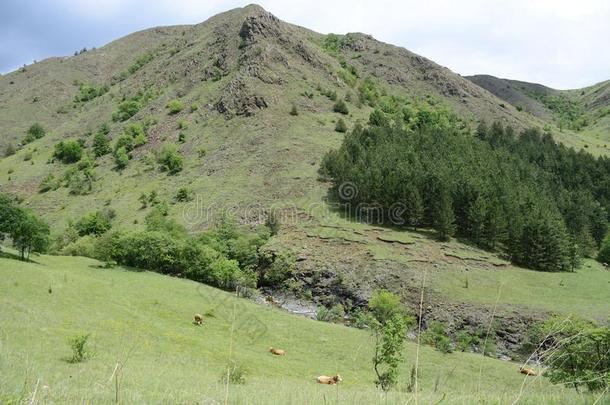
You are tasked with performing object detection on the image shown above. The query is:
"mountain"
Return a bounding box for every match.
[0,4,589,225]
[467,74,610,153]
[1,4,610,362]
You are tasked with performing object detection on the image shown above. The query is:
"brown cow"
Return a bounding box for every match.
[269,347,286,356]
[316,375,342,385]
[519,366,537,376]
[193,314,203,326]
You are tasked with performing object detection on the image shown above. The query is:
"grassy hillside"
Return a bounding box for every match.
[0,4,588,231]
[0,252,603,404]
[467,75,610,155]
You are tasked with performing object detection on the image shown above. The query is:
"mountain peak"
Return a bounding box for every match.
[239,5,281,40]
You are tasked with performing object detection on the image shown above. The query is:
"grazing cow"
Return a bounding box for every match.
[193,313,203,326]
[316,375,342,385]
[519,366,537,376]
[269,347,286,356]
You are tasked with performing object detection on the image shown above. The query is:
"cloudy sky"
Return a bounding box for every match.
[1,0,609,89]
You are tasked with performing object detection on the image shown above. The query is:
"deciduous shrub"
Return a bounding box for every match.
[92,126,111,157]
[157,144,183,174]
[112,100,141,122]
[23,123,45,144]
[167,99,184,114]
[335,118,347,133]
[53,140,83,163]
[75,211,112,236]
[421,322,453,353]
[67,334,91,363]
[175,187,193,202]
[333,99,349,115]
[114,146,129,169]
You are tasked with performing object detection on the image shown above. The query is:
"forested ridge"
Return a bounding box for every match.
[321,102,610,272]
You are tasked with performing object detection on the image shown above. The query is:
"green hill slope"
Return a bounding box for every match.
[0,4,588,229]
[0,253,597,404]
[467,75,610,154]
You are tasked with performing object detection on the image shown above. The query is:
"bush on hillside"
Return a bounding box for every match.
[333,99,349,115]
[39,174,59,193]
[92,129,111,157]
[264,211,281,236]
[289,104,298,116]
[53,140,83,163]
[75,211,113,236]
[114,146,129,169]
[166,99,184,115]
[112,100,141,122]
[74,83,108,103]
[175,187,193,202]
[4,142,16,157]
[335,118,347,133]
[421,322,453,353]
[157,144,183,174]
[259,250,295,286]
[23,123,46,144]
[61,235,97,257]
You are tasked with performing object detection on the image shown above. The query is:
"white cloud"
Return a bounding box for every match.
[4,0,610,88]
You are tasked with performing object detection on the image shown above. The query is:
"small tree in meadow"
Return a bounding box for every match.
[67,333,91,363]
[369,290,414,391]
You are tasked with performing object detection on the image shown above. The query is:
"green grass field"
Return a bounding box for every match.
[0,251,606,404]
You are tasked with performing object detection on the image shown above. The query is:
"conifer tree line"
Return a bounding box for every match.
[320,104,610,272]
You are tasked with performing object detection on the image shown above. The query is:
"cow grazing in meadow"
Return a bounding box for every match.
[193,314,203,326]
[269,347,286,356]
[519,366,537,376]
[316,375,342,385]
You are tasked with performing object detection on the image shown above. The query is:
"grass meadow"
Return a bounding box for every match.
[1,252,607,404]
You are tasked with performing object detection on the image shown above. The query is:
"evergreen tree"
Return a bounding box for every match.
[467,195,487,245]
[432,184,455,241]
[92,132,111,157]
[405,185,424,230]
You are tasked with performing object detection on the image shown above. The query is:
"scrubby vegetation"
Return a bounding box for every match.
[529,92,589,131]
[74,83,108,103]
[157,144,183,174]
[166,99,184,115]
[67,334,91,363]
[523,315,610,393]
[112,88,158,122]
[321,102,610,272]
[23,123,46,144]
[57,211,291,293]
[53,139,83,163]
[92,123,111,156]
[335,118,347,133]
